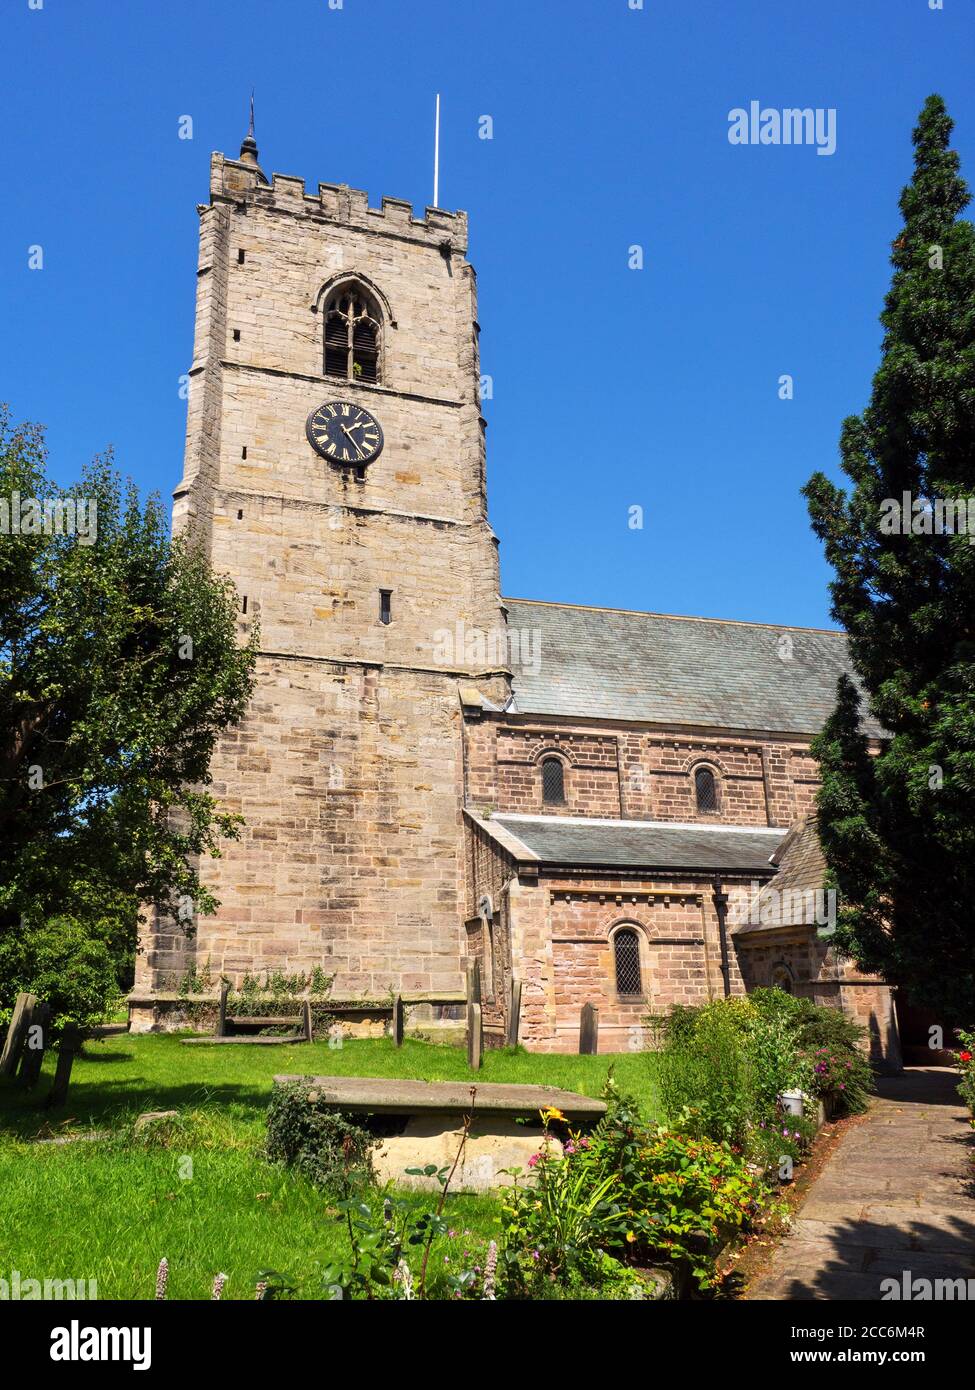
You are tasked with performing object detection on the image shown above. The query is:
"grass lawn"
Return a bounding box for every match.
[0,1034,660,1300]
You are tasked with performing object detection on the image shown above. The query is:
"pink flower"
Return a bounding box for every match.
[527,1154,539,1168]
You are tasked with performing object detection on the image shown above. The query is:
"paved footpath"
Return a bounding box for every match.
[747,1067,975,1299]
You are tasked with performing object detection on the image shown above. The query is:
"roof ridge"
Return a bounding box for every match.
[502,595,844,637]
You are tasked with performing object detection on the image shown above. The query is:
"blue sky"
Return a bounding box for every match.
[2,0,973,629]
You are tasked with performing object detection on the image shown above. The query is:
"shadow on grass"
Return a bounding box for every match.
[0,1075,281,1141]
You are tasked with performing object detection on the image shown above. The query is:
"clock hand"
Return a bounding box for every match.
[340,424,364,459]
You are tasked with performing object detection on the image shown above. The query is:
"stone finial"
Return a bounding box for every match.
[239,91,269,184]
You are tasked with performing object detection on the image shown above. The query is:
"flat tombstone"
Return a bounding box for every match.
[506,980,522,1047]
[392,994,404,1047]
[0,992,36,1078]
[579,1002,599,1056]
[467,1001,483,1071]
[17,999,51,1090]
[466,960,481,1007]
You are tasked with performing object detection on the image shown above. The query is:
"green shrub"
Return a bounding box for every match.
[265,1081,378,1193]
[649,991,873,1159]
[0,916,121,1033]
[655,1004,756,1147]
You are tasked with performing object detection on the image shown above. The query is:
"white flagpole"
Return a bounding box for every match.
[433,93,441,208]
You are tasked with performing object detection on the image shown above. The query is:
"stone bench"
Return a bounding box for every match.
[273,1075,606,1192]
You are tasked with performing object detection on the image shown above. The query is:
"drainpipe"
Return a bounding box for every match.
[711,879,732,998]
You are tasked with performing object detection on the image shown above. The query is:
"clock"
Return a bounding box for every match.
[306,401,384,467]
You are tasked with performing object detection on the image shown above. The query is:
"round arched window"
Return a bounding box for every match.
[694,766,718,813]
[614,928,642,997]
[541,756,566,806]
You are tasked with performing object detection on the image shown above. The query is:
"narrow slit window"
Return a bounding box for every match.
[237,248,246,264]
[614,928,642,997]
[694,766,718,813]
[241,447,247,459]
[241,595,248,614]
[541,756,565,806]
[379,589,392,625]
[232,328,241,342]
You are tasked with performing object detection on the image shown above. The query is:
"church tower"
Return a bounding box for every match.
[138,117,509,1004]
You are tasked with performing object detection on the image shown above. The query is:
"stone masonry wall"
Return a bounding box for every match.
[501,871,753,1054]
[465,717,816,828]
[141,153,510,1001]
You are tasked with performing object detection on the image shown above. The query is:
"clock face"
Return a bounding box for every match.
[306,401,384,467]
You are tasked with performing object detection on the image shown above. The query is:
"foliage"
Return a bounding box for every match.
[0,408,257,955]
[654,1001,758,1148]
[0,915,121,1033]
[954,1027,975,1122]
[649,991,873,1164]
[265,1081,378,1193]
[499,1085,765,1295]
[802,96,975,1021]
[796,1045,873,1115]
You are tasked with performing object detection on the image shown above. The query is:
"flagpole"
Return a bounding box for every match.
[433,93,441,208]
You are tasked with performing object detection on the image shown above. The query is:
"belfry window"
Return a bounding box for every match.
[323,287,381,383]
[541,756,565,806]
[694,766,718,813]
[614,928,642,997]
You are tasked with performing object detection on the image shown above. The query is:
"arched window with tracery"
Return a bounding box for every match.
[613,927,643,997]
[323,285,381,383]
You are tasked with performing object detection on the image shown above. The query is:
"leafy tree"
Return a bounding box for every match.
[0,408,257,974]
[804,96,975,1022]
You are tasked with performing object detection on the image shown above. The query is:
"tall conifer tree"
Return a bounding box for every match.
[804,96,975,1022]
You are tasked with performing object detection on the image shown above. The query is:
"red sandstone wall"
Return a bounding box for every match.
[465,717,816,828]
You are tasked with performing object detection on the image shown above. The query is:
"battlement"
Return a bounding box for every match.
[209,152,468,253]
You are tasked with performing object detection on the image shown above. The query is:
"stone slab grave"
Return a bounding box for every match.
[182,983,313,1045]
[273,1075,607,1193]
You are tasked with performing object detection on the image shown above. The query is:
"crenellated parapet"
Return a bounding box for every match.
[209,153,469,253]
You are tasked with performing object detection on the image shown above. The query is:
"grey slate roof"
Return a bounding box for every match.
[492,814,786,874]
[503,599,882,737]
[732,817,829,933]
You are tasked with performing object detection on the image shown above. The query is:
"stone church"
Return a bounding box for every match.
[133,122,901,1067]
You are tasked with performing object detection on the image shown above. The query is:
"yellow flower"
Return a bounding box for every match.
[539,1106,567,1124]
[625,1231,637,1244]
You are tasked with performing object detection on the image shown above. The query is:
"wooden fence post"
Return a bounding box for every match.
[0,992,35,1078]
[467,1001,483,1070]
[216,979,230,1038]
[47,1025,83,1108]
[506,980,522,1047]
[17,999,51,1089]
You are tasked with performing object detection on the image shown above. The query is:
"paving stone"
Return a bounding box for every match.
[747,1068,975,1302]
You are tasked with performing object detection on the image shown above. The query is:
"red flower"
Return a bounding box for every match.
[960,1051,973,1063]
